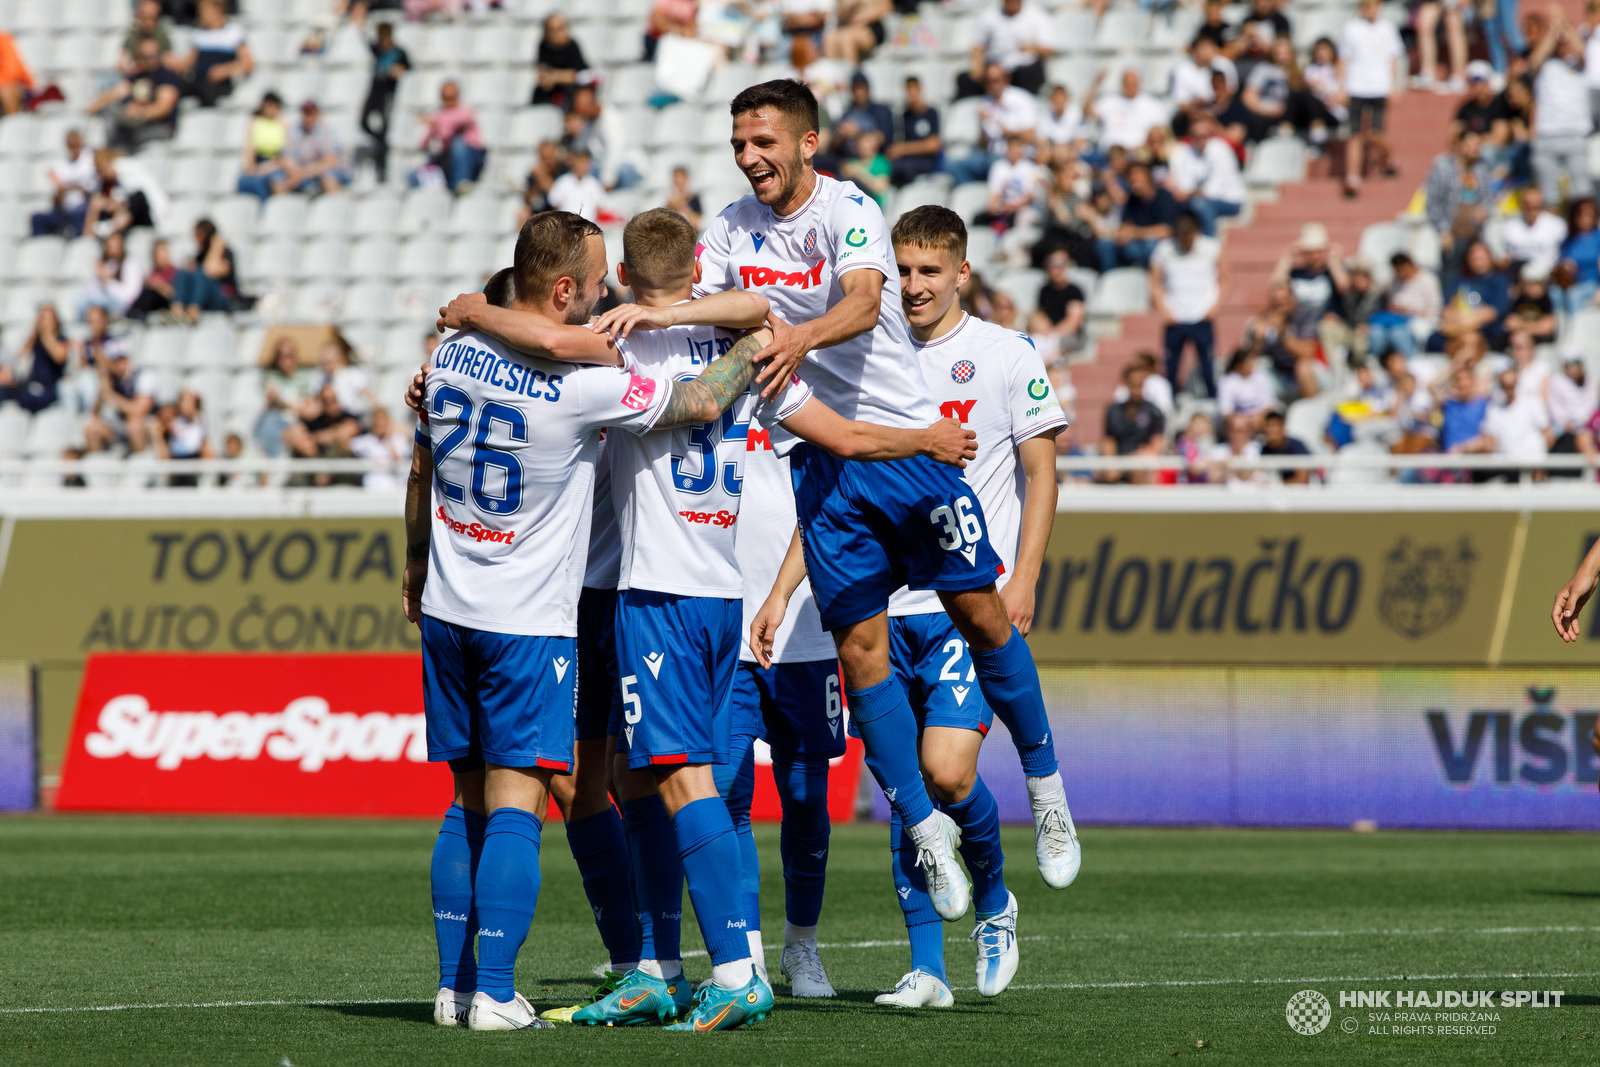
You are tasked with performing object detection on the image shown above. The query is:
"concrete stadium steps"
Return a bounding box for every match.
[1079,90,1465,444]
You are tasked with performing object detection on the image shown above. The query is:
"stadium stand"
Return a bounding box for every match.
[0,0,1596,488]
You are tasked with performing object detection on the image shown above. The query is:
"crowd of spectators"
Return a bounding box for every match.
[8,0,1600,490]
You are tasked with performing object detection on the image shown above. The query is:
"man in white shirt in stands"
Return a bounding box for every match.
[1170,35,1238,111]
[1151,211,1229,399]
[1529,8,1594,207]
[959,0,1056,97]
[31,129,98,238]
[1499,186,1568,275]
[1087,69,1169,154]
[1338,0,1405,199]
[1475,368,1552,474]
[949,63,1038,185]
[1036,84,1084,148]
[984,135,1044,227]
[547,148,606,223]
[1165,111,1245,237]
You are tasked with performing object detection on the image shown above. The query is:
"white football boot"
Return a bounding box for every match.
[779,938,836,998]
[874,970,955,1008]
[433,987,472,1027]
[912,810,972,921]
[971,891,1019,997]
[467,990,553,1030]
[1028,774,1081,889]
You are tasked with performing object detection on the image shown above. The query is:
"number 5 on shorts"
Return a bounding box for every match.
[929,495,983,552]
[621,675,643,724]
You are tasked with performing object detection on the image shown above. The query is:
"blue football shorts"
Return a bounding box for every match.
[575,587,621,742]
[731,658,848,760]
[611,588,740,770]
[420,615,576,771]
[849,612,994,738]
[789,445,1003,631]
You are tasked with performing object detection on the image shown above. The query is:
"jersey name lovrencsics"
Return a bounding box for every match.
[419,329,671,636]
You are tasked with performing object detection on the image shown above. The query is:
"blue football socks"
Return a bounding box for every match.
[889,809,947,983]
[430,802,485,992]
[563,807,641,970]
[848,676,936,828]
[943,775,1008,917]
[972,628,1059,777]
[471,806,543,1002]
[622,795,683,965]
[715,734,763,935]
[772,756,830,928]
[673,796,752,966]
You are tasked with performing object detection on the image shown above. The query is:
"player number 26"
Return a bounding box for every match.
[928,496,982,551]
[430,385,525,515]
[620,675,643,724]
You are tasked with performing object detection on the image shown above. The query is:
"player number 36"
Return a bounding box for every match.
[929,496,982,551]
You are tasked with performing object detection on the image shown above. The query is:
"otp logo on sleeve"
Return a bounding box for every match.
[623,374,657,411]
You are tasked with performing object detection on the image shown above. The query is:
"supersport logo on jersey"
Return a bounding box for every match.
[436,505,517,544]
[738,261,825,290]
[679,509,738,528]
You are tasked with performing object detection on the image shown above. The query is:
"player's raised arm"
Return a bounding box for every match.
[401,438,433,625]
[654,327,773,428]
[749,526,808,669]
[756,266,882,399]
[437,291,624,366]
[779,400,976,466]
[1552,535,1600,641]
[591,289,770,341]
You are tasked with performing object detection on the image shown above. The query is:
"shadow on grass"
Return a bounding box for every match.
[317,1002,435,1024]
[1557,994,1600,1007]
[1530,890,1600,899]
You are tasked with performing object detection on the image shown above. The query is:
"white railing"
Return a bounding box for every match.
[0,457,407,482]
[0,452,1595,487]
[1056,452,1600,477]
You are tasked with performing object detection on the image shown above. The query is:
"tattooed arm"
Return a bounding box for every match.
[652,327,772,429]
[402,442,433,625]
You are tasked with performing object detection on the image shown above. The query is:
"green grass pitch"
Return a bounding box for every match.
[2,816,1599,1065]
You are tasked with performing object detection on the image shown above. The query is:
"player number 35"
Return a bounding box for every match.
[929,496,982,551]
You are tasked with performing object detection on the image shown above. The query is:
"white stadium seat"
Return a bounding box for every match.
[299,237,352,280]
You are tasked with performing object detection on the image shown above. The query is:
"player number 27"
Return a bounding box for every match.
[430,385,525,515]
[929,496,982,551]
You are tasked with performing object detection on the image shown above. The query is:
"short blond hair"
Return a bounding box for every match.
[622,207,698,292]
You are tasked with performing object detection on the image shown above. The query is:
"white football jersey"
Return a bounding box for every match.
[610,324,812,600]
[889,314,1068,617]
[420,329,671,636]
[694,173,940,430]
[736,443,837,664]
[582,433,620,590]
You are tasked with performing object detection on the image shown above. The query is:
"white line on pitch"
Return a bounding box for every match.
[7,971,1597,1014]
[947,970,1600,992]
[0,998,425,1015]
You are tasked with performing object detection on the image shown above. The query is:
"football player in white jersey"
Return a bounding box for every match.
[750,207,1079,1007]
[697,80,1077,922]
[401,211,784,1031]
[429,209,974,1031]
[879,206,1075,1006]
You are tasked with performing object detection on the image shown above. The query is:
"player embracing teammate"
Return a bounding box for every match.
[405,77,1082,1032]
[694,78,1081,915]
